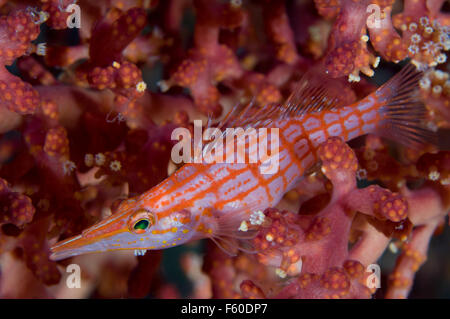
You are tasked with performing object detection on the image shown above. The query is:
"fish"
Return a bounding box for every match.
[50,64,435,260]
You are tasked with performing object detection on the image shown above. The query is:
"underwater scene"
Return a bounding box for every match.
[0,0,449,299]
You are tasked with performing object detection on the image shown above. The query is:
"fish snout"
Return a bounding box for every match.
[50,217,128,260]
[50,234,87,261]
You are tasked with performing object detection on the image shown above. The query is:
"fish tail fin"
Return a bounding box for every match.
[375,63,437,149]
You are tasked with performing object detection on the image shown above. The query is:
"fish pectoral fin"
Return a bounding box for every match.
[209,236,255,257]
[206,206,266,256]
[209,237,239,256]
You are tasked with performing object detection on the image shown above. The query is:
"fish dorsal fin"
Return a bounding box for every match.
[281,70,346,118]
[200,67,348,162]
[217,66,348,131]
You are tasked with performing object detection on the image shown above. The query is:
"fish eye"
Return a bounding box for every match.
[133,219,150,231]
[128,209,155,234]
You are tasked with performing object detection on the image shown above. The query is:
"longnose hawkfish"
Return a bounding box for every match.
[50,64,436,260]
